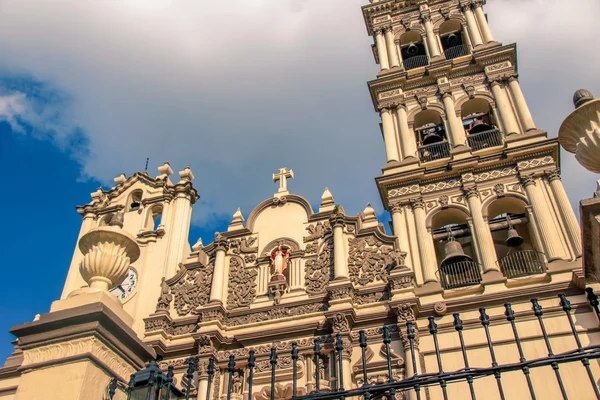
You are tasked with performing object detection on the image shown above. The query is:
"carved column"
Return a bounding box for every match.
[473,1,494,44]
[210,235,229,303]
[507,76,536,132]
[441,92,468,148]
[197,360,210,400]
[397,306,420,400]
[165,180,195,278]
[405,205,423,284]
[341,338,353,390]
[375,28,389,70]
[395,104,417,160]
[381,107,401,162]
[521,176,563,261]
[384,27,400,68]
[462,3,483,47]
[546,170,582,257]
[490,80,520,135]
[421,15,441,58]
[330,213,348,280]
[390,203,413,269]
[464,186,499,272]
[412,198,438,283]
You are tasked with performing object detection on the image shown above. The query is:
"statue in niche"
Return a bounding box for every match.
[268,245,290,281]
[231,371,242,394]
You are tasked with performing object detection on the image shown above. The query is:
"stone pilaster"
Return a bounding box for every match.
[380,107,401,163]
[411,198,438,284]
[462,2,482,47]
[441,91,468,149]
[374,28,389,70]
[546,170,582,257]
[463,186,500,273]
[209,234,229,304]
[507,76,536,132]
[383,26,400,68]
[490,79,520,135]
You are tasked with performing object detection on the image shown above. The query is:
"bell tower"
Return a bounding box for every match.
[363,0,582,294]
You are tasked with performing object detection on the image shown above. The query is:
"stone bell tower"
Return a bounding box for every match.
[363,0,582,294]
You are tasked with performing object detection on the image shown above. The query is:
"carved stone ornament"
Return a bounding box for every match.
[327,285,355,301]
[144,317,197,335]
[304,221,332,243]
[170,264,214,316]
[434,302,448,316]
[229,236,258,256]
[348,236,403,286]
[331,313,350,333]
[268,280,288,305]
[254,383,305,400]
[305,239,333,294]
[213,233,229,252]
[227,257,257,308]
[227,303,328,327]
[463,84,476,99]
[396,303,415,323]
[438,195,449,209]
[416,95,428,110]
[410,198,425,209]
[156,277,173,312]
[547,169,562,182]
[493,183,505,197]
[273,196,288,206]
[389,273,414,290]
[354,290,390,305]
[389,202,403,214]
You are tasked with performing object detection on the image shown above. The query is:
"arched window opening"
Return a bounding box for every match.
[147,205,163,231]
[487,197,546,279]
[128,190,143,212]
[439,20,471,60]
[399,31,428,70]
[461,98,503,151]
[414,110,451,162]
[431,209,481,290]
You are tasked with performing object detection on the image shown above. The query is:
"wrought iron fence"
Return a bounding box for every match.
[466,129,504,152]
[497,250,546,279]
[110,290,600,400]
[443,44,472,60]
[403,55,429,71]
[437,261,483,290]
[417,141,451,163]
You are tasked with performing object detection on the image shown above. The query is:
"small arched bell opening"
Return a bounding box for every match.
[461,98,503,151]
[487,197,546,279]
[414,110,451,162]
[128,190,143,212]
[146,205,163,231]
[399,31,428,70]
[431,209,482,290]
[439,20,470,60]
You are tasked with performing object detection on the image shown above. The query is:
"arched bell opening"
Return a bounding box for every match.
[439,20,471,60]
[431,209,481,290]
[487,197,546,279]
[414,110,451,162]
[128,189,143,212]
[461,98,503,151]
[399,31,428,70]
[146,205,163,231]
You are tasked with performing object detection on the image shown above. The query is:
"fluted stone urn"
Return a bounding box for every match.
[78,213,140,293]
[559,89,600,174]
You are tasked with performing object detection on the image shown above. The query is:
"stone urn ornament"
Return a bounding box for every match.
[78,212,140,293]
[559,89,600,174]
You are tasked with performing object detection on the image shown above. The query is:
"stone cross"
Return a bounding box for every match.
[272,167,294,194]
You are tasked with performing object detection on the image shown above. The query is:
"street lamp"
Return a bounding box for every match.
[110,358,187,400]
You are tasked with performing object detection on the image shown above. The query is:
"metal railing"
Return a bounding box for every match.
[417,141,451,163]
[403,55,429,71]
[467,128,504,151]
[444,44,472,60]
[497,250,547,279]
[438,261,483,290]
[110,290,600,400]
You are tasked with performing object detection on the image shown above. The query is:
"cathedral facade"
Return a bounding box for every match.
[2,0,600,399]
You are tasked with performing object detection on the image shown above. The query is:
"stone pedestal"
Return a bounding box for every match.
[267,275,288,305]
[9,297,155,400]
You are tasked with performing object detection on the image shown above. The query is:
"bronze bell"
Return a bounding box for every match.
[440,239,473,269]
[506,227,524,247]
[505,215,524,248]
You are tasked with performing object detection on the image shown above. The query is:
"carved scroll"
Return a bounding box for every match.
[170,264,214,317]
[227,256,258,308]
[305,238,333,294]
[348,236,402,286]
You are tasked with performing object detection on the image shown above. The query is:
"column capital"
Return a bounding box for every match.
[507,74,519,83]
[460,2,473,12]
[463,185,480,199]
[389,202,403,214]
[382,25,393,34]
[488,78,504,87]
[520,175,537,188]
[441,90,453,99]
[373,27,384,35]
[378,106,391,114]
[213,233,229,251]
[394,102,407,111]
[546,169,562,182]
[410,197,425,209]
[471,0,484,8]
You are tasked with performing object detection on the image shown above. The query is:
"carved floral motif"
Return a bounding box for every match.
[348,236,403,286]
[227,257,257,308]
[226,303,328,327]
[304,221,332,243]
[171,264,214,316]
[305,239,333,294]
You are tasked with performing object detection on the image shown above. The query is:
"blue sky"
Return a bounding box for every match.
[1,0,600,362]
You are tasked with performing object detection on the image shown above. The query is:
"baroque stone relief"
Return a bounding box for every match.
[169,263,214,317]
[227,256,258,309]
[229,236,259,264]
[304,238,333,295]
[348,236,404,286]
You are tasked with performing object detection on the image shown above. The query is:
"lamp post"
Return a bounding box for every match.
[110,358,188,400]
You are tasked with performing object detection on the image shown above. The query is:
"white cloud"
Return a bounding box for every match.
[0,93,27,132]
[0,0,598,225]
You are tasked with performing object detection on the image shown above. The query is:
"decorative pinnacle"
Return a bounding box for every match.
[573,89,594,109]
[319,187,335,212]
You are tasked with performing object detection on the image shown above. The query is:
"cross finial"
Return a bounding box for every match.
[272,167,294,196]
